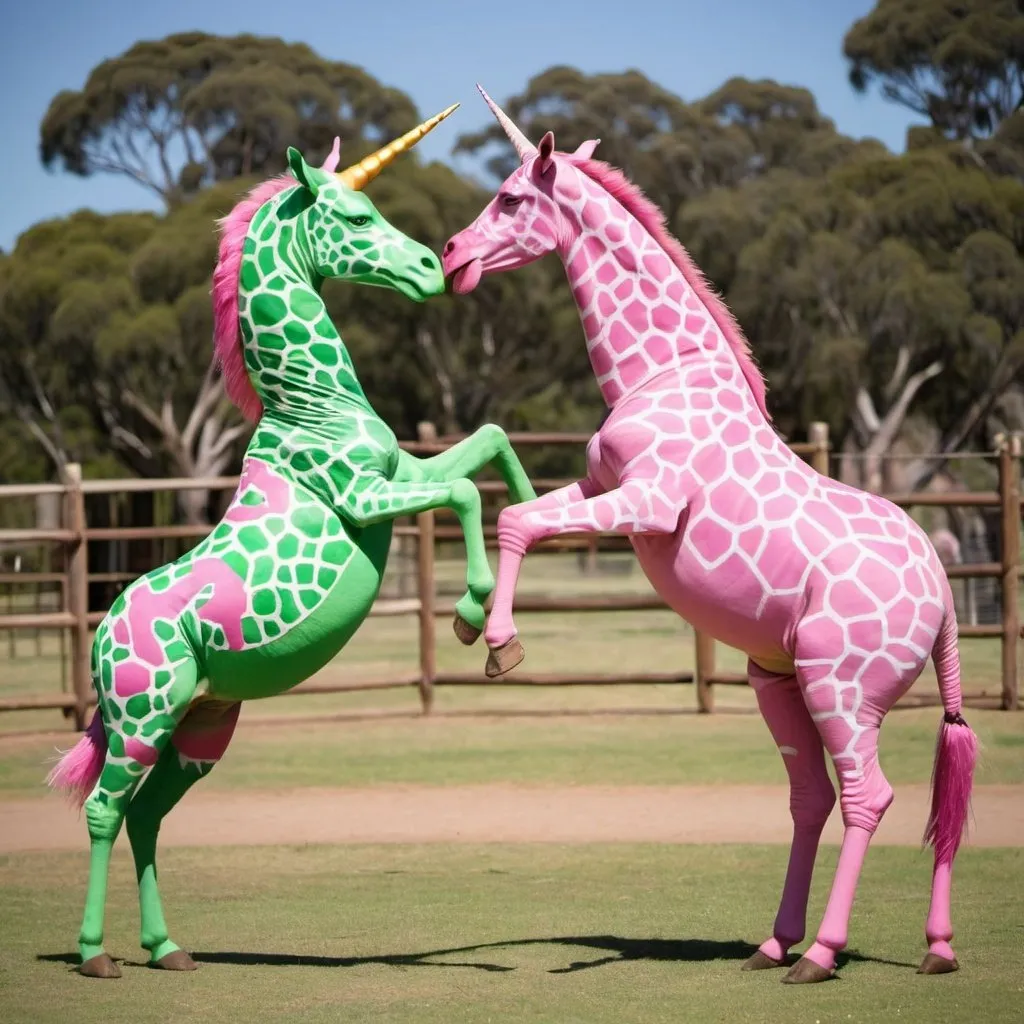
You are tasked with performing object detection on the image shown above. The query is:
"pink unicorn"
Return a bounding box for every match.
[441,86,978,984]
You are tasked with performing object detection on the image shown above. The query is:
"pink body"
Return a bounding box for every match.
[441,86,978,981]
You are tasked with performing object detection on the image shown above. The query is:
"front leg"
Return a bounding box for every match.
[399,427,537,643]
[483,478,602,673]
[407,424,538,504]
[342,472,493,631]
[484,477,682,676]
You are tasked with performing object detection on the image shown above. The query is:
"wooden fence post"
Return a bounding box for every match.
[809,421,830,476]
[694,630,715,714]
[416,423,438,714]
[63,463,91,731]
[998,433,1021,711]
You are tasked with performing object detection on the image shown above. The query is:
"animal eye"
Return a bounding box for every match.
[501,195,523,208]
[347,215,371,227]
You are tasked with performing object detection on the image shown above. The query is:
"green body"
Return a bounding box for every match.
[64,144,537,975]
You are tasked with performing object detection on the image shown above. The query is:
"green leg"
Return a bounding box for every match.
[398,426,538,642]
[448,480,492,638]
[127,699,240,968]
[125,751,212,967]
[345,471,494,641]
[410,424,538,504]
[77,760,149,977]
[77,662,198,978]
[79,795,121,966]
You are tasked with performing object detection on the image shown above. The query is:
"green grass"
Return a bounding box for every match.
[1,843,1020,1024]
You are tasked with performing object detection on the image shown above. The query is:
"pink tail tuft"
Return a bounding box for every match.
[923,604,978,866]
[45,709,107,808]
[922,714,978,866]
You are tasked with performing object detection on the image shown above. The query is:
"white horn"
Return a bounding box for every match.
[476,83,535,162]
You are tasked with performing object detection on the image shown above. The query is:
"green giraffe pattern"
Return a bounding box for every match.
[57,141,538,978]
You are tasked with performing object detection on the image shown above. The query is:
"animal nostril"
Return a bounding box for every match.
[421,255,438,269]
[443,241,455,256]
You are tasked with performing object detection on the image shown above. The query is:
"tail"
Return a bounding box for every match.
[922,607,979,865]
[45,708,107,808]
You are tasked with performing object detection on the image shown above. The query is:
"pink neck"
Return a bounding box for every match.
[557,187,733,408]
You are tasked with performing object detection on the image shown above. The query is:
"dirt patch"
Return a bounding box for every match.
[3,783,1021,853]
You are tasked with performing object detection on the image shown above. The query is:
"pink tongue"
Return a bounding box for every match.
[452,258,483,295]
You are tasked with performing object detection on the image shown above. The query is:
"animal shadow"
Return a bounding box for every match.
[38,937,912,975]
[36,949,512,974]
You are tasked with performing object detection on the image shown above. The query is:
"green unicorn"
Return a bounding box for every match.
[48,105,537,979]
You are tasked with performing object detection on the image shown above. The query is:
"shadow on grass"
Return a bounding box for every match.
[38,936,914,975]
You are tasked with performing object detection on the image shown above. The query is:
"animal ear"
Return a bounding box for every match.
[321,137,342,173]
[535,131,556,177]
[573,139,600,159]
[287,147,324,196]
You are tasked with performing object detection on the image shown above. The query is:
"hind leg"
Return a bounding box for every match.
[744,663,836,971]
[127,698,241,969]
[783,657,899,983]
[78,660,198,978]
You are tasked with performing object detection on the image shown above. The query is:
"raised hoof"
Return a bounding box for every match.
[918,952,959,975]
[452,613,482,646]
[742,949,787,971]
[152,949,198,971]
[79,953,122,979]
[485,637,525,678]
[781,957,834,984]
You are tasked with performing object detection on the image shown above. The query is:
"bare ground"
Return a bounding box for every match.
[2,783,1022,853]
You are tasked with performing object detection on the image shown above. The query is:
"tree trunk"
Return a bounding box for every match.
[845,358,944,493]
[122,360,249,526]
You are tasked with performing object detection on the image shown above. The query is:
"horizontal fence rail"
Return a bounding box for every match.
[0,424,1020,726]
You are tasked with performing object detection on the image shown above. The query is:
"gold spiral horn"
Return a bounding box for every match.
[337,103,460,190]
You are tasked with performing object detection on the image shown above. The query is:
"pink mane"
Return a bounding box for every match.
[212,140,341,422]
[211,174,296,422]
[572,157,771,423]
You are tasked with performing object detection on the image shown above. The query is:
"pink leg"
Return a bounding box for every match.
[924,860,956,963]
[485,477,679,668]
[484,479,600,651]
[784,660,896,983]
[746,664,835,970]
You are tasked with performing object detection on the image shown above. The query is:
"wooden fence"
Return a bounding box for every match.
[0,423,1020,729]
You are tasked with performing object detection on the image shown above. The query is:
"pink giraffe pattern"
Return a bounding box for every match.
[441,86,979,984]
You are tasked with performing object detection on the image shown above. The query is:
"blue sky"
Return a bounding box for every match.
[0,0,916,252]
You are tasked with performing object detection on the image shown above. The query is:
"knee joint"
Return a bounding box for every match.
[450,478,480,512]
[839,774,893,833]
[480,423,507,449]
[790,777,836,830]
[84,798,123,842]
[496,506,529,554]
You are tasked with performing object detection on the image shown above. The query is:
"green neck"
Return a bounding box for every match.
[238,191,373,432]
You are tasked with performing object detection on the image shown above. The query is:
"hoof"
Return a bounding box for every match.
[781,956,834,984]
[918,952,959,975]
[79,953,122,979]
[485,637,524,678]
[742,949,787,971]
[452,613,482,646]
[152,949,198,971]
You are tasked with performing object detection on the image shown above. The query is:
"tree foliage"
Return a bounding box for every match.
[843,0,1024,167]
[0,142,579,491]
[680,145,1024,485]
[4,17,1024,506]
[39,33,418,205]
[454,69,884,224]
